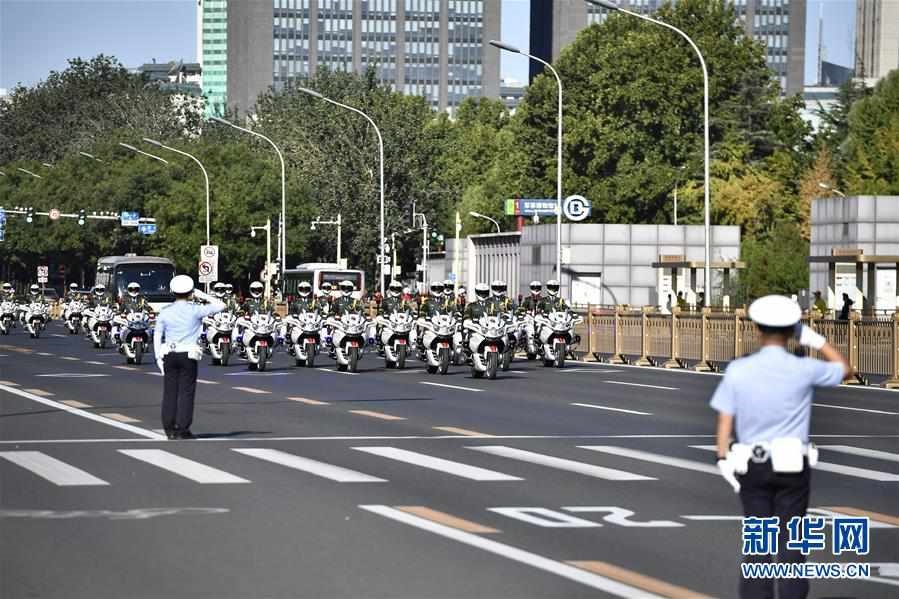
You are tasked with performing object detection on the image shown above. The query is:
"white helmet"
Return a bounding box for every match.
[442,279,454,296]
[388,280,403,298]
[339,280,355,297]
[474,283,490,301]
[249,281,264,298]
[297,281,312,297]
[93,284,106,296]
[126,282,141,297]
[529,280,542,295]
[212,282,226,298]
[490,279,506,298]
[29,284,40,294]
[224,283,234,295]
[429,281,445,297]
[69,283,79,291]
[2,282,13,294]
[546,279,560,297]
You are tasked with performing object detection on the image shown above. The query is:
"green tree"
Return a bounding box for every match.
[739,222,809,300]
[843,70,899,195]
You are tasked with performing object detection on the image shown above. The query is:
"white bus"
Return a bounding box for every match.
[282,263,366,300]
[94,255,176,311]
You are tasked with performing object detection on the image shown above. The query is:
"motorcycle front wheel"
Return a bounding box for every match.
[133,343,144,365]
[555,343,566,369]
[485,352,499,380]
[258,346,269,372]
[304,342,316,368]
[220,343,231,367]
[99,331,108,349]
[438,347,450,375]
[501,350,512,371]
[396,344,407,370]
[348,346,359,373]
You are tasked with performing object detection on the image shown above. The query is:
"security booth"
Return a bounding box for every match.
[651,256,746,311]
[807,249,899,316]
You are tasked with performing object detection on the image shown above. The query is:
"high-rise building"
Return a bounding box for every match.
[529,0,807,96]
[197,0,501,115]
[855,0,899,86]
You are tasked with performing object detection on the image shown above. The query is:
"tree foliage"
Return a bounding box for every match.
[843,70,899,195]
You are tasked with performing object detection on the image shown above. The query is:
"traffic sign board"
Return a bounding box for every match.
[37,266,49,278]
[198,245,219,283]
[0,208,8,224]
[49,208,61,221]
[120,211,140,227]
[563,194,592,221]
[138,223,157,235]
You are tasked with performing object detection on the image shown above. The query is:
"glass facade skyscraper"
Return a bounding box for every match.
[197,0,229,116]
[202,0,500,115]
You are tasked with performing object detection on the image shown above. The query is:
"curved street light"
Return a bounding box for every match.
[143,138,211,247]
[16,167,42,179]
[489,39,564,283]
[469,211,501,234]
[119,143,170,165]
[586,0,711,307]
[296,86,386,295]
[817,182,846,198]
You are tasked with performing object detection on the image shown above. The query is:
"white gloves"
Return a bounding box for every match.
[156,357,165,375]
[796,324,826,350]
[717,458,741,493]
[193,289,213,303]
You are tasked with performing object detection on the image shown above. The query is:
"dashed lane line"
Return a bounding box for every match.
[232,386,272,395]
[395,506,500,534]
[100,413,141,423]
[118,449,249,484]
[112,365,137,371]
[197,379,219,385]
[84,360,106,365]
[0,451,109,486]
[349,410,405,421]
[471,446,654,481]
[22,388,54,397]
[419,381,483,393]
[316,368,360,376]
[820,445,899,463]
[602,380,678,391]
[813,403,898,415]
[568,561,713,599]
[354,447,521,482]
[433,426,491,437]
[60,356,81,361]
[233,448,386,483]
[35,352,54,357]
[572,403,652,416]
[288,397,329,406]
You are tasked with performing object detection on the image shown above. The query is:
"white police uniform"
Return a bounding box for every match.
[153,275,225,439]
[710,295,845,599]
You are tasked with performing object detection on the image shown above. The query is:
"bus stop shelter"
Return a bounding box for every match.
[651,257,745,305]
[808,251,899,315]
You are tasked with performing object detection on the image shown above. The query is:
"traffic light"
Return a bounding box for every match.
[77,209,86,226]
[25,207,33,223]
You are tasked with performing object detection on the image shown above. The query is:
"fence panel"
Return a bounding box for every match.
[590,314,615,355]
[708,316,737,363]
[677,314,703,362]
[646,314,672,360]
[857,320,893,376]
[620,314,643,357]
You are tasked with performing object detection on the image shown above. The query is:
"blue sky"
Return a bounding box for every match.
[1,0,855,92]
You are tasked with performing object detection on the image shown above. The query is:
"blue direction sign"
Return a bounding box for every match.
[120,211,140,227]
[0,208,6,224]
[0,226,5,242]
[138,223,157,235]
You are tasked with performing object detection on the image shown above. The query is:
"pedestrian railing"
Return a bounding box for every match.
[583,306,899,388]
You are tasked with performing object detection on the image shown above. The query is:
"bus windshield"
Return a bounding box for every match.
[115,264,175,298]
[319,271,362,289]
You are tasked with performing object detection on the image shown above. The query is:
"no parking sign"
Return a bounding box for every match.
[198,245,219,284]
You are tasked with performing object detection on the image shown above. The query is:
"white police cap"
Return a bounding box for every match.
[170,275,195,295]
[748,294,802,327]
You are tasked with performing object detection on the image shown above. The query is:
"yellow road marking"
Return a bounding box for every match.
[100,412,141,423]
[23,388,54,397]
[288,397,329,405]
[232,386,271,395]
[823,506,899,527]
[349,410,405,421]
[433,426,491,437]
[61,400,91,408]
[568,561,713,599]
[0,380,20,386]
[396,506,500,534]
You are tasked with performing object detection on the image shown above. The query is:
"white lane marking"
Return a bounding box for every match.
[146,372,164,377]
[471,446,654,481]
[197,379,219,385]
[353,447,522,481]
[508,370,528,374]
[602,380,678,390]
[316,368,359,376]
[359,505,661,598]
[118,449,250,484]
[565,368,623,373]
[232,386,271,395]
[0,384,163,439]
[394,369,426,374]
[233,448,386,483]
[681,515,744,521]
[101,413,140,423]
[35,373,110,378]
[51,334,67,338]
[0,451,109,486]
[60,356,80,361]
[84,360,107,365]
[419,381,483,393]
[813,403,899,415]
[36,352,54,357]
[820,445,899,463]
[692,445,899,482]
[583,446,719,475]
[572,403,652,416]
[224,371,289,376]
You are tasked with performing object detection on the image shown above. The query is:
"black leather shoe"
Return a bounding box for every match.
[164,430,177,440]
[175,430,196,440]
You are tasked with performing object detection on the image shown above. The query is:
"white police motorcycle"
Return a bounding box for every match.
[0,299,16,335]
[418,312,460,375]
[24,302,49,339]
[464,314,513,380]
[64,300,87,335]
[116,310,152,364]
[87,305,116,349]
[377,310,414,369]
[203,311,236,366]
[326,312,369,373]
[535,310,582,368]
[241,312,277,371]
[284,310,325,368]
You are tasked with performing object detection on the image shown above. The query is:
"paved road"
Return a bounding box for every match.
[1,322,897,598]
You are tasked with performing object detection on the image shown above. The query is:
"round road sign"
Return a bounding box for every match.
[49,208,61,221]
[198,261,213,276]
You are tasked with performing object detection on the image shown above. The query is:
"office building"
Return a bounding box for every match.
[856,0,899,86]
[196,0,501,115]
[135,60,203,96]
[529,0,807,96]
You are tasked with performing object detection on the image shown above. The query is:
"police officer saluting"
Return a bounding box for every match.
[153,275,225,440]
[711,295,851,599]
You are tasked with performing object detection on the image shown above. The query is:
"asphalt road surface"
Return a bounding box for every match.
[1,322,897,598]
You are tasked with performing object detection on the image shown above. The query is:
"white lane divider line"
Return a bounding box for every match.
[359,505,660,598]
[691,445,899,482]
[602,380,678,391]
[565,368,623,373]
[0,451,109,486]
[51,334,67,338]
[112,365,137,371]
[349,410,405,421]
[100,413,140,423]
[22,388,54,397]
[36,352,54,357]
[354,447,522,481]
[433,426,491,437]
[572,403,652,416]
[84,360,107,365]
[233,448,386,483]
[316,368,360,376]
[820,445,899,463]
[582,446,719,475]
[146,372,164,377]
[60,356,81,361]
[470,446,654,481]
[394,369,426,374]
[288,397,329,405]
[813,403,899,415]
[197,379,219,385]
[0,384,164,440]
[232,386,271,395]
[118,449,250,484]
[420,381,483,393]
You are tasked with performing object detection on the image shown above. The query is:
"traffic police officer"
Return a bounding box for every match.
[711,295,850,599]
[153,275,225,440]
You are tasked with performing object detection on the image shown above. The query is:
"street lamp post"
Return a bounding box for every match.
[296,86,386,295]
[469,211,501,234]
[251,218,272,302]
[311,213,343,266]
[412,205,429,292]
[210,116,287,287]
[490,39,563,284]
[142,138,211,247]
[119,143,170,165]
[79,151,104,163]
[817,182,846,198]
[586,0,711,307]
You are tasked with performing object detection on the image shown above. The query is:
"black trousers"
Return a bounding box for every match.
[162,352,198,432]
[738,460,811,599]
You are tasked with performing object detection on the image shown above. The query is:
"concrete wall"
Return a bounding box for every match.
[227,0,274,115]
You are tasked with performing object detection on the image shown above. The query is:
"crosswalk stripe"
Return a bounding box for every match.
[820,445,899,463]
[582,446,719,475]
[471,446,655,481]
[233,448,386,482]
[0,451,109,486]
[568,561,713,599]
[353,447,522,481]
[691,445,899,482]
[101,413,140,423]
[118,449,250,484]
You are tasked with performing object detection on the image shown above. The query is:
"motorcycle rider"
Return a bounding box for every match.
[233,282,272,352]
[2,283,19,326]
[486,279,516,314]
[419,281,452,320]
[22,284,49,327]
[115,282,154,343]
[380,281,413,317]
[330,280,364,319]
[290,281,328,315]
[65,283,82,302]
[537,279,567,315]
[519,281,543,316]
[463,282,492,323]
[221,283,241,313]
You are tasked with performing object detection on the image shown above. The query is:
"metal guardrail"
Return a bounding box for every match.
[584,306,899,388]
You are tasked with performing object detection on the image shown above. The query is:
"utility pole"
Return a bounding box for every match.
[453,211,461,296]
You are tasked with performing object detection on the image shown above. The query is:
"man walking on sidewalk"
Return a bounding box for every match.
[153,275,225,440]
